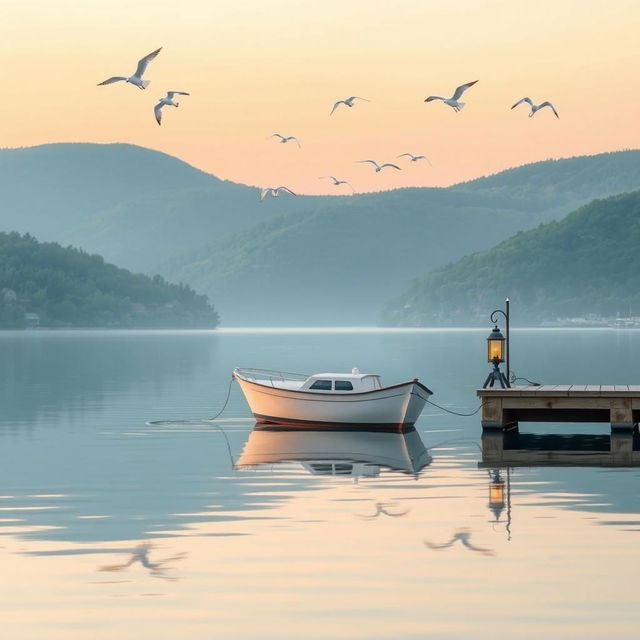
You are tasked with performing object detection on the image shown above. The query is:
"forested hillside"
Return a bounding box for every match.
[381,191,640,326]
[2,144,640,324]
[0,232,218,328]
[0,143,320,273]
[162,151,640,324]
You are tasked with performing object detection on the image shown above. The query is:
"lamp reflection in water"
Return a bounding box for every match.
[488,467,512,540]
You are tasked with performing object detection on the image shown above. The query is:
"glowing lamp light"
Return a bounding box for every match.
[487,325,505,363]
[488,469,506,522]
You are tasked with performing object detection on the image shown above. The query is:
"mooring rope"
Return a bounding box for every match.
[147,376,235,426]
[426,398,486,417]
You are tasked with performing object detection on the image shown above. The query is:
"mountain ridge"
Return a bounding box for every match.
[381,190,640,326]
[2,143,640,324]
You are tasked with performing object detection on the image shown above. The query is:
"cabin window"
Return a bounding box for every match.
[334,380,354,391]
[310,379,332,390]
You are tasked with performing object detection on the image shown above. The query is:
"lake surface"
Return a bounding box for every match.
[1,327,640,639]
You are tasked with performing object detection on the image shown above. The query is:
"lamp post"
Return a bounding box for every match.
[483,298,510,388]
[491,298,510,382]
[483,324,510,388]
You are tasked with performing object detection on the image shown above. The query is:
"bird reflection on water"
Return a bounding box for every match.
[98,541,187,581]
[357,501,410,519]
[425,528,495,557]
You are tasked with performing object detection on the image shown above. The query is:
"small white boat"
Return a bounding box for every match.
[233,367,433,428]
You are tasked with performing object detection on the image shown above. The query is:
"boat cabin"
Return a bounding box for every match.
[300,372,382,393]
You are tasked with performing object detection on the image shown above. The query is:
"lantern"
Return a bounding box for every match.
[487,325,505,363]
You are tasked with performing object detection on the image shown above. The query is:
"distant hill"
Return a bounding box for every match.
[381,190,640,326]
[2,144,640,325]
[0,143,322,273]
[0,232,218,328]
[161,151,640,324]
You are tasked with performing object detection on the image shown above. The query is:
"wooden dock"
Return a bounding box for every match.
[477,385,640,432]
[480,431,640,467]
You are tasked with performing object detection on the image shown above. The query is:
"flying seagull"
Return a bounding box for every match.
[154,91,190,125]
[397,153,432,165]
[511,97,559,118]
[270,133,301,147]
[320,176,354,191]
[259,186,297,201]
[424,80,478,112]
[97,47,162,90]
[357,159,401,173]
[330,96,370,115]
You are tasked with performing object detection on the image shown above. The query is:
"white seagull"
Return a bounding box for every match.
[320,176,354,191]
[397,153,432,165]
[97,47,162,90]
[154,91,190,125]
[270,133,301,147]
[511,97,559,119]
[259,186,297,201]
[357,159,401,173]
[330,96,370,115]
[424,80,478,112]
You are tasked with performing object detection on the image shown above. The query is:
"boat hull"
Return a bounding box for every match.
[234,375,431,428]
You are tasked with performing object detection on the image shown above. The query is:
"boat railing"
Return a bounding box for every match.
[234,367,310,387]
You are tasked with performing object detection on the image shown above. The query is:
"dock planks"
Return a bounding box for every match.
[477,385,640,432]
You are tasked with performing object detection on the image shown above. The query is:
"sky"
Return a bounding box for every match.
[1,0,639,194]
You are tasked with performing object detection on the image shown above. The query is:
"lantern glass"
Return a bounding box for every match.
[486,326,505,363]
[489,481,505,508]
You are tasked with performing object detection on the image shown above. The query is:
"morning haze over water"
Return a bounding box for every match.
[2,328,639,638]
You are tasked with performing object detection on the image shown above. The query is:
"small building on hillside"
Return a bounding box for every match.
[24,313,40,328]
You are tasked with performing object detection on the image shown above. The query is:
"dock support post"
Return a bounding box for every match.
[610,399,636,432]
[610,433,633,464]
[481,431,504,463]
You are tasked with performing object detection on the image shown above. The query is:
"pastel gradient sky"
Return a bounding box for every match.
[2,0,639,193]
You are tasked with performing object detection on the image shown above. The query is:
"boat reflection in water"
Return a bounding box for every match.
[235,424,431,478]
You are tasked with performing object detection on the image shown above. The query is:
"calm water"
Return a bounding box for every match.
[1,328,640,639]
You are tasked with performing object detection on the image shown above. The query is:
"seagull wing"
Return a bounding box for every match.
[275,186,296,196]
[357,160,378,167]
[425,538,457,550]
[288,136,301,147]
[271,133,285,141]
[460,538,495,556]
[154,102,164,125]
[424,95,444,103]
[349,96,370,102]
[397,153,413,159]
[97,76,127,86]
[167,91,190,99]
[511,97,533,110]
[134,47,162,78]
[380,163,402,171]
[330,100,345,115]
[259,188,271,201]
[452,80,478,100]
[539,101,559,118]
